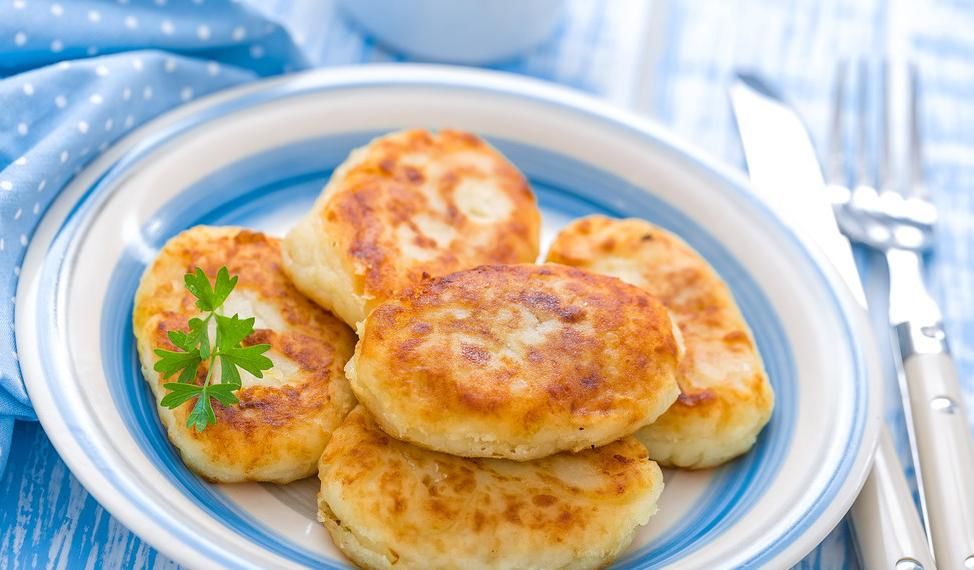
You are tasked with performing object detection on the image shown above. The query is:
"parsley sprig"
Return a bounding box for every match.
[154,267,273,432]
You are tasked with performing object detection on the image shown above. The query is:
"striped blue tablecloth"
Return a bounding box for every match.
[3,1,973,568]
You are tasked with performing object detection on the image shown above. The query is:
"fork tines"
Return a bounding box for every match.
[828,60,936,249]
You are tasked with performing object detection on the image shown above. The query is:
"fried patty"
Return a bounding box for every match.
[318,407,663,570]
[282,129,541,326]
[346,263,682,461]
[133,226,357,483]
[546,215,774,468]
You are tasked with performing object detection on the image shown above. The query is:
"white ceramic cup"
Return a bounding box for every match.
[337,0,566,64]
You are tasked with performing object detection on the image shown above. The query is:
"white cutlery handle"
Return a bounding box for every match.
[852,428,936,570]
[903,349,974,570]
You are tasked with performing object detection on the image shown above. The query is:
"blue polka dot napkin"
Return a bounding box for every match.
[0,0,308,475]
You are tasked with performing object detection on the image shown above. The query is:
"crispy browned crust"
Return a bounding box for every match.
[348,263,682,460]
[133,226,357,483]
[317,407,663,570]
[546,215,774,468]
[282,129,542,326]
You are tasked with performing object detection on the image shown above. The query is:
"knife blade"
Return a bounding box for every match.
[729,74,935,570]
[730,74,866,306]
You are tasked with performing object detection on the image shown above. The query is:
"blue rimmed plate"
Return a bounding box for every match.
[16,65,881,569]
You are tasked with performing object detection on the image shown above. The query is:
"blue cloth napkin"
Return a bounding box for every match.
[0,0,307,476]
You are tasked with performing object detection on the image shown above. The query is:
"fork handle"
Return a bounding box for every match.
[852,428,936,570]
[898,325,974,570]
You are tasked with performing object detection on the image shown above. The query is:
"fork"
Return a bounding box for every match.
[829,61,974,570]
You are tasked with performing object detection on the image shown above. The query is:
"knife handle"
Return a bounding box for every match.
[898,323,974,570]
[852,428,936,570]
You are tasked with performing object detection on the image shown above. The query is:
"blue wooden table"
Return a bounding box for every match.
[4,0,974,568]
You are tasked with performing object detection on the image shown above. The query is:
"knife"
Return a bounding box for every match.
[730,74,935,570]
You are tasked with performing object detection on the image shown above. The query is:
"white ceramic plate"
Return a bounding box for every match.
[16,65,880,569]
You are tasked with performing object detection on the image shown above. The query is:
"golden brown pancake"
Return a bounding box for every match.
[318,407,664,570]
[133,226,357,483]
[346,263,682,461]
[282,129,541,326]
[546,215,774,468]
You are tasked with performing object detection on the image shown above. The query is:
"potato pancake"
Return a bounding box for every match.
[282,129,541,326]
[318,407,663,570]
[347,263,682,461]
[546,215,774,468]
[133,226,357,483]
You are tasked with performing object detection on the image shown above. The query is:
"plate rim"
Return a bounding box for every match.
[15,63,882,569]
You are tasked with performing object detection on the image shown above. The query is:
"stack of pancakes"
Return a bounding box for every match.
[133,129,774,570]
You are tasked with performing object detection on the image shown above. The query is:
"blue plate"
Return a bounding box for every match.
[16,65,880,569]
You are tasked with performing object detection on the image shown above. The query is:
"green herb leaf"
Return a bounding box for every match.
[221,345,273,378]
[207,383,240,406]
[160,382,204,408]
[219,356,242,388]
[215,313,255,351]
[184,267,236,313]
[167,317,209,354]
[190,317,211,359]
[156,265,272,432]
[212,266,237,309]
[167,331,192,352]
[186,390,216,432]
[184,267,217,312]
[153,348,202,384]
